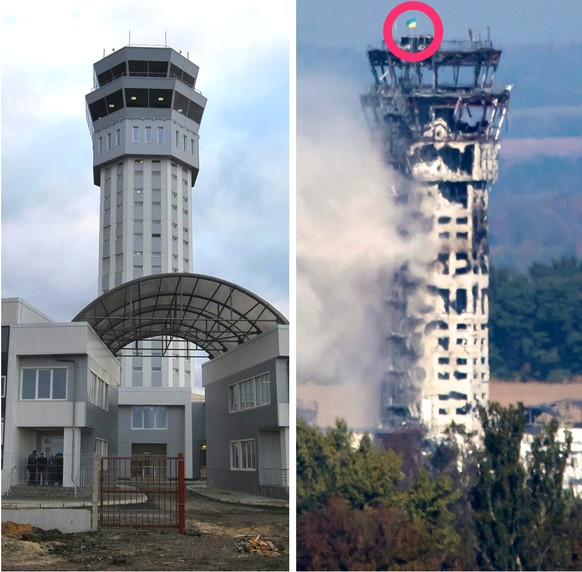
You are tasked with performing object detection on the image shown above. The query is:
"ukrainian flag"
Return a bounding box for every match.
[406,18,417,29]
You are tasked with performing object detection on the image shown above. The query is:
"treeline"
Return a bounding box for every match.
[297,407,582,571]
[489,256,582,381]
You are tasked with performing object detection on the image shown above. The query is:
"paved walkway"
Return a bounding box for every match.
[186,481,288,508]
[3,482,288,509]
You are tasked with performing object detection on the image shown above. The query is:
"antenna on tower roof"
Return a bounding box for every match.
[128,29,131,46]
[165,30,167,47]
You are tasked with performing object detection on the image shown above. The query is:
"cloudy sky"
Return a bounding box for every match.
[1,0,290,322]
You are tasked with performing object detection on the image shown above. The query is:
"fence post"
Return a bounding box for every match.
[178,453,185,534]
[91,452,100,531]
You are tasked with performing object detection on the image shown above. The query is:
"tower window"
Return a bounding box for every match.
[438,337,449,350]
[157,127,164,143]
[145,126,152,143]
[132,126,139,143]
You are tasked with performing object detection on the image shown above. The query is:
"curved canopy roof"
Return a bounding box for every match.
[73,273,288,358]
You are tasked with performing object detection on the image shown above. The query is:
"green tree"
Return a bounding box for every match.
[471,403,527,570]
[489,257,582,381]
[297,417,402,512]
[471,403,576,570]
[297,418,465,569]
[406,469,461,562]
[520,418,573,570]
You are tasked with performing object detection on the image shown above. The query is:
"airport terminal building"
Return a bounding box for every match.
[1,45,289,499]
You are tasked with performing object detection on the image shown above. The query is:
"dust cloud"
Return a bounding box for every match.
[297,75,436,429]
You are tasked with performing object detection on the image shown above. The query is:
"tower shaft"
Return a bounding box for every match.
[86,45,207,474]
[362,35,511,435]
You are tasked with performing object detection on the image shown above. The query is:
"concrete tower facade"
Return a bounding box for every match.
[86,46,207,474]
[362,35,511,436]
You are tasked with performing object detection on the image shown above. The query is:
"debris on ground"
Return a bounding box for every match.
[1,493,288,571]
[2,522,35,538]
[240,535,280,557]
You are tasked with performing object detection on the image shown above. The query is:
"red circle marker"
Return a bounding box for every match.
[383,1,444,62]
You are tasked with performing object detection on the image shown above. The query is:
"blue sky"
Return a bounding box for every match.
[1,0,290,323]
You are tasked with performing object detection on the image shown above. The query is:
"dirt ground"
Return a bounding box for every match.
[490,380,582,407]
[1,491,289,571]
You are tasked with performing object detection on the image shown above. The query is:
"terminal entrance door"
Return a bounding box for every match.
[131,444,167,478]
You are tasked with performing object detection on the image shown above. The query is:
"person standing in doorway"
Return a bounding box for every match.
[27,450,37,485]
[37,452,47,485]
[55,453,63,485]
[47,454,55,484]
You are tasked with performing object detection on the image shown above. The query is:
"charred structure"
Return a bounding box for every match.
[361,34,512,435]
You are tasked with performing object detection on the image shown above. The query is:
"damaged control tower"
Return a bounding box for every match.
[361,33,512,436]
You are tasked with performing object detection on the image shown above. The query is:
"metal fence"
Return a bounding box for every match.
[2,453,94,498]
[262,468,289,488]
[99,454,185,533]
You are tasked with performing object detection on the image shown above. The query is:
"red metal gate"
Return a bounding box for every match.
[99,454,185,533]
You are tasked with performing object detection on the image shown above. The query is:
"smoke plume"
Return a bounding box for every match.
[297,74,437,429]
